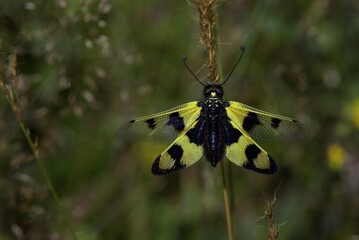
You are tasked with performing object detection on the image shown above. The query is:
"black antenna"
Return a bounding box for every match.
[221,45,245,86]
[182,55,206,86]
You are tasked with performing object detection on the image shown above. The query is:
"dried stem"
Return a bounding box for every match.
[194,0,219,83]
[0,53,78,239]
[265,189,280,240]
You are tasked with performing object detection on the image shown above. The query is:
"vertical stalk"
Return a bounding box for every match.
[193,1,235,239]
[221,161,234,240]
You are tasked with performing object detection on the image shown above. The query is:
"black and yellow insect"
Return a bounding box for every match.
[118,48,306,175]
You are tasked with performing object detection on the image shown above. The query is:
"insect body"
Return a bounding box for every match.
[118,48,306,175]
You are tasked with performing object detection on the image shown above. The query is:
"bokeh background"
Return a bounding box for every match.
[1,0,359,239]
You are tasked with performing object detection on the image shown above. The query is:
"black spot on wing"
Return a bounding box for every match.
[151,145,186,175]
[221,117,242,145]
[129,120,135,123]
[245,144,261,161]
[271,118,281,129]
[243,145,277,174]
[167,112,185,132]
[186,119,206,146]
[267,155,278,174]
[167,144,184,162]
[145,118,156,129]
[151,155,163,175]
[242,112,260,132]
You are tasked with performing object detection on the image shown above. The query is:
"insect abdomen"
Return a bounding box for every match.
[203,100,225,167]
[206,121,225,167]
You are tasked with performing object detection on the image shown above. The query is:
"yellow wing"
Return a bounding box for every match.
[223,117,277,174]
[118,101,201,142]
[151,120,203,175]
[225,101,308,141]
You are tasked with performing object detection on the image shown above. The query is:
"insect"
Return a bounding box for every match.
[118,47,307,175]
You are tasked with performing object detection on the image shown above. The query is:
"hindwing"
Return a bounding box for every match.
[225,101,307,141]
[221,116,277,174]
[151,120,204,175]
[118,101,201,142]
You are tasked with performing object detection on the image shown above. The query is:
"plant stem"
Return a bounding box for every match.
[18,123,78,239]
[221,161,234,240]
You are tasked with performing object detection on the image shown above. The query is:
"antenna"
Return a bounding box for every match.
[182,55,206,86]
[221,45,245,86]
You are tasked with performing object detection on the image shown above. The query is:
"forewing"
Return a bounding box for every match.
[118,101,201,142]
[225,101,308,141]
[221,116,277,174]
[151,120,204,175]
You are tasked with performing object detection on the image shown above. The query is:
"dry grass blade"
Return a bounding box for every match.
[194,0,219,83]
[264,188,280,240]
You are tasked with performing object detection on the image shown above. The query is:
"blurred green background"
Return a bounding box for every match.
[1,0,359,239]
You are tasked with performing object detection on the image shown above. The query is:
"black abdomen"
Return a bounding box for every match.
[203,101,225,167]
